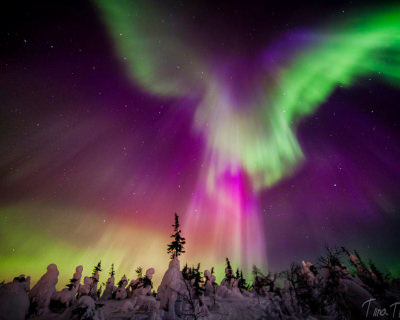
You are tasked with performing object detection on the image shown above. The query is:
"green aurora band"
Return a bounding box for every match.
[94,1,400,190]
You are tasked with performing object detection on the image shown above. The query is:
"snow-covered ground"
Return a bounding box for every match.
[1,252,399,320]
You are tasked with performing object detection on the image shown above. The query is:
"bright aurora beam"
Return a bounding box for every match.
[94,0,400,273]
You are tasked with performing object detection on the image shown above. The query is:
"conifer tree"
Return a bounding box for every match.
[182,263,189,279]
[118,274,127,287]
[93,261,102,275]
[225,257,234,279]
[66,277,77,290]
[369,260,385,283]
[143,272,153,289]
[135,266,143,279]
[109,264,115,277]
[252,265,264,278]
[92,261,102,283]
[238,270,249,290]
[192,264,204,298]
[167,213,186,259]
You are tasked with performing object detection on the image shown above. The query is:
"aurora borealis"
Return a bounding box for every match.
[1,0,400,288]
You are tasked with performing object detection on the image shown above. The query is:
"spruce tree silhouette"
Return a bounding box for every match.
[135,266,143,279]
[92,261,102,283]
[225,257,234,279]
[167,213,186,259]
[109,263,115,277]
[92,261,102,275]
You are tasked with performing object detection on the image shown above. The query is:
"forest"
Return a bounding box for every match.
[0,214,399,320]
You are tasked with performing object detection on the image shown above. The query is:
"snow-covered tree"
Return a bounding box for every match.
[66,265,83,291]
[0,275,30,320]
[100,263,116,301]
[109,263,115,278]
[221,257,236,289]
[90,261,102,298]
[78,276,93,297]
[51,265,83,310]
[29,264,59,316]
[238,270,249,291]
[92,261,102,282]
[158,258,186,318]
[115,275,128,300]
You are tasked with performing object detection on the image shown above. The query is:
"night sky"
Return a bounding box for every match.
[1,0,399,287]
